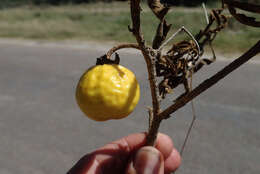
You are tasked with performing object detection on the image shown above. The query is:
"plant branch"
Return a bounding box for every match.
[158,27,183,51]
[130,0,161,146]
[224,0,260,27]
[106,43,140,59]
[159,40,260,119]
[130,0,159,111]
[129,0,145,48]
[223,0,260,13]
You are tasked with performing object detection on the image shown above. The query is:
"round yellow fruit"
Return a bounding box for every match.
[76,64,140,121]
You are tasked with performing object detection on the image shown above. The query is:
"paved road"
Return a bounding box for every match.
[0,40,259,174]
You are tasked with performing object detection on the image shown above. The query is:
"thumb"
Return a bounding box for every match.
[126,146,164,174]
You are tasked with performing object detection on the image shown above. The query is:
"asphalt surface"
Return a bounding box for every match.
[0,40,259,174]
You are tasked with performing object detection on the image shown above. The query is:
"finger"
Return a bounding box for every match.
[67,154,96,174]
[113,132,174,159]
[155,133,174,159]
[164,148,181,174]
[67,133,148,174]
[67,132,180,174]
[125,146,164,174]
[109,132,147,154]
[96,132,176,172]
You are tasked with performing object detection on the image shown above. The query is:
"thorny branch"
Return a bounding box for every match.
[129,0,260,146]
[130,0,161,146]
[98,0,260,147]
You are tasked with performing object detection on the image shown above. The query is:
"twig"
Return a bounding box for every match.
[180,103,196,156]
[202,3,209,24]
[129,0,145,48]
[158,27,183,51]
[130,0,160,114]
[224,0,260,27]
[180,71,197,156]
[223,0,260,13]
[181,27,201,58]
[146,116,162,145]
[159,40,260,119]
[106,43,140,59]
[130,0,161,146]
[159,26,200,58]
[147,107,153,130]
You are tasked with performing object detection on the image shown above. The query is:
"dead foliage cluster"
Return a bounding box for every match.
[101,0,260,146]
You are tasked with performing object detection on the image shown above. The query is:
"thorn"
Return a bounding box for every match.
[128,25,134,32]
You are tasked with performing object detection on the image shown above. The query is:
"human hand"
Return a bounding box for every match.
[67,132,181,174]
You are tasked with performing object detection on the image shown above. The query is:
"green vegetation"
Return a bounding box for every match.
[0,0,223,7]
[0,2,258,53]
[0,0,259,8]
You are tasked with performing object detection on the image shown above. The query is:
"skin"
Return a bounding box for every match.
[67,132,181,174]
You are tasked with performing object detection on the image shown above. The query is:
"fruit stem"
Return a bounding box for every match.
[106,43,140,59]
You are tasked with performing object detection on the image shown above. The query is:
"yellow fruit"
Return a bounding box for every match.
[76,64,140,121]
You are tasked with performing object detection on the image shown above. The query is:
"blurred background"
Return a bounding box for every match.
[0,0,259,174]
[0,0,259,6]
[0,0,258,52]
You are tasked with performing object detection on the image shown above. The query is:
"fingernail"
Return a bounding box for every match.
[133,146,163,174]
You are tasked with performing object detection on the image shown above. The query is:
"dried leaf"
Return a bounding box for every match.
[147,0,169,20]
[153,20,172,49]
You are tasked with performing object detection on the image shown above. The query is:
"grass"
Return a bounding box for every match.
[0,2,258,53]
